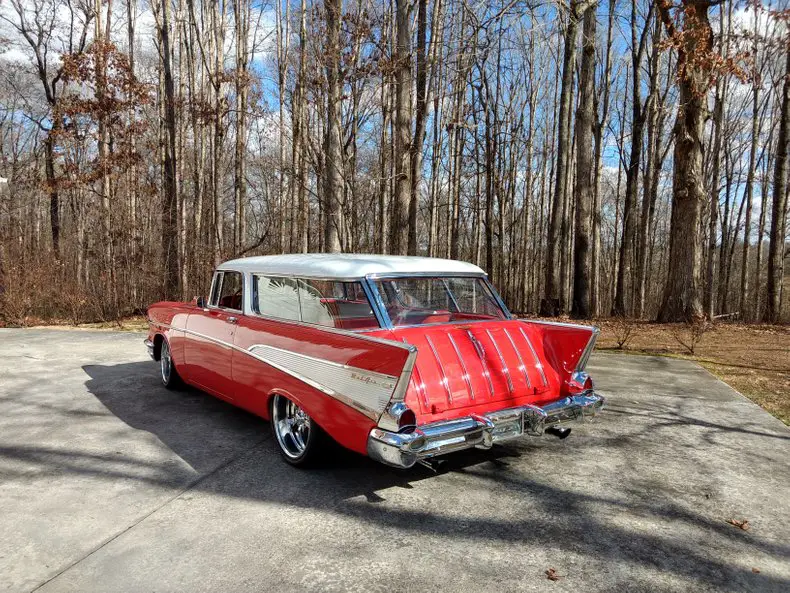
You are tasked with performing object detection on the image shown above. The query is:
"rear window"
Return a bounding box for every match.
[374,276,505,327]
[252,275,379,330]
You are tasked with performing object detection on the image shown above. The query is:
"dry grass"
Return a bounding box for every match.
[593,320,790,425]
[30,315,149,333]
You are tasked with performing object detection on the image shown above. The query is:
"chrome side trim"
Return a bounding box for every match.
[467,330,495,398]
[401,337,430,410]
[367,392,606,469]
[412,364,430,410]
[376,343,419,432]
[518,326,548,387]
[425,334,453,406]
[575,327,600,372]
[522,319,595,331]
[149,321,409,421]
[447,333,475,401]
[503,328,531,388]
[486,329,514,396]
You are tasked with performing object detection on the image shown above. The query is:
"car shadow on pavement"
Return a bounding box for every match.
[74,360,790,593]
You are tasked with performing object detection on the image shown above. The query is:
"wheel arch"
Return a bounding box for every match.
[263,384,375,456]
[152,332,165,361]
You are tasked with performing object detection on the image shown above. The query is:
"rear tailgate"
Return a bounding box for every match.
[386,320,597,422]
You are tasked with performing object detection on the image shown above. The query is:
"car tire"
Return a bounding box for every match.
[270,393,324,467]
[159,337,183,389]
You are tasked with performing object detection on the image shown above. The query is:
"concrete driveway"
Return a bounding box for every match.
[1,328,788,593]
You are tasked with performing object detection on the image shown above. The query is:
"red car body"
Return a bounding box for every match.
[146,254,603,468]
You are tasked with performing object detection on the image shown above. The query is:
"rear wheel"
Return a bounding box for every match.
[271,394,324,466]
[159,338,182,389]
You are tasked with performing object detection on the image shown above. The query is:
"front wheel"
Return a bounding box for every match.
[159,338,182,389]
[271,394,324,466]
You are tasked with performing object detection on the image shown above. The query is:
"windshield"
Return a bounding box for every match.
[374,276,507,327]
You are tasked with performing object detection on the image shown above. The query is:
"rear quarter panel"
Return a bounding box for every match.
[232,315,414,455]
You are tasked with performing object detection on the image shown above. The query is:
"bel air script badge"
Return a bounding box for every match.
[350,371,396,391]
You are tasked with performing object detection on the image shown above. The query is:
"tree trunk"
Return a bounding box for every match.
[613,0,651,316]
[323,0,343,253]
[294,0,308,253]
[44,133,60,259]
[234,0,250,253]
[765,45,789,323]
[157,0,180,299]
[657,0,712,322]
[392,0,413,255]
[571,4,596,318]
[542,1,585,316]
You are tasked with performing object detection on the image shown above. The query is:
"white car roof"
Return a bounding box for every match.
[217,253,486,279]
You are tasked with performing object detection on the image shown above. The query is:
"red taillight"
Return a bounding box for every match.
[398,408,417,432]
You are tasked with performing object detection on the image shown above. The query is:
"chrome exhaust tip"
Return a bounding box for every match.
[546,426,572,439]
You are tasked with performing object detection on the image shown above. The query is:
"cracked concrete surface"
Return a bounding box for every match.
[0,328,788,592]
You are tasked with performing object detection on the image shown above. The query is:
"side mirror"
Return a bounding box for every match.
[194,296,207,308]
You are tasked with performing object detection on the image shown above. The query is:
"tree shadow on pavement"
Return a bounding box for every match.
[9,361,783,592]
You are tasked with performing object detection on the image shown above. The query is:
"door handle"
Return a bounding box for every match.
[227,316,239,324]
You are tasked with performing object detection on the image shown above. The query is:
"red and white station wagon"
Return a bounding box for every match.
[145,254,604,468]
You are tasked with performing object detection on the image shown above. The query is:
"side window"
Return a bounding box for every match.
[209,272,223,307]
[297,279,378,330]
[253,275,301,321]
[217,271,243,311]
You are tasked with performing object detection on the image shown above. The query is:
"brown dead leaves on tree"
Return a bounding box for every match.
[52,41,151,189]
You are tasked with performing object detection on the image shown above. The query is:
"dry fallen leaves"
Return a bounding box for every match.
[545,568,562,581]
[726,518,750,530]
[752,567,761,574]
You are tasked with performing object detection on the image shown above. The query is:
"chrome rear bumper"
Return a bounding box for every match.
[144,338,155,360]
[367,393,604,469]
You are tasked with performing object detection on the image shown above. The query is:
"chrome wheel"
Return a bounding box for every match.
[272,394,312,459]
[160,339,172,385]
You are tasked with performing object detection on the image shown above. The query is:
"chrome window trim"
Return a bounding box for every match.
[249,273,383,330]
[208,269,245,313]
[365,271,488,279]
[365,274,511,330]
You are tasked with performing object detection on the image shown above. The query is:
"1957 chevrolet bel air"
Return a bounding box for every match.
[145,254,604,468]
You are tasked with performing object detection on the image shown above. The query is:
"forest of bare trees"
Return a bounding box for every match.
[0,0,788,324]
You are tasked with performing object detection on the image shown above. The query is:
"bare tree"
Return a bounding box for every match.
[656,0,714,322]
[571,2,597,318]
[323,0,343,252]
[765,43,789,323]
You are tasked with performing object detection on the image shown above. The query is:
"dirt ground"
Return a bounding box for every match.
[592,320,790,426]
[22,315,790,426]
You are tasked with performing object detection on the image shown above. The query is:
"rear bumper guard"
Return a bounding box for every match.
[367,392,604,469]
[144,338,155,360]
